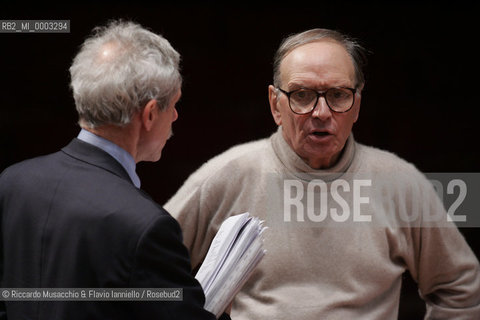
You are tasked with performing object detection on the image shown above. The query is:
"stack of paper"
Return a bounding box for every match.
[195,212,267,318]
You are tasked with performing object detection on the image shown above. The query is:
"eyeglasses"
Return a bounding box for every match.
[277,87,357,114]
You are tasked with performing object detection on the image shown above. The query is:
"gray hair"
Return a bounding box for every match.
[273,28,368,89]
[69,20,182,128]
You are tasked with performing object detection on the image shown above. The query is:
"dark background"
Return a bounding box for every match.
[1,1,478,318]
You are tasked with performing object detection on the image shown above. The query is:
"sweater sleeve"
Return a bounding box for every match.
[164,176,219,269]
[165,139,269,270]
[164,158,246,270]
[402,177,480,319]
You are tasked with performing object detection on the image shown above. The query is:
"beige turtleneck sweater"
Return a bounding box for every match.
[165,127,480,319]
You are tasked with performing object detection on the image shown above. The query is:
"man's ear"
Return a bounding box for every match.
[352,90,362,123]
[141,99,158,131]
[268,85,282,126]
[353,97,361,123]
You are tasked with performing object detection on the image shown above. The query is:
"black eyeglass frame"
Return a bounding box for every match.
[276,87,357,114]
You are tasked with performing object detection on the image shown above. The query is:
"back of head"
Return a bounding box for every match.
[273,28,367,89]
[70,20,181,129]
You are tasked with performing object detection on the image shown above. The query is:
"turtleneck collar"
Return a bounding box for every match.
[270,126,356,182]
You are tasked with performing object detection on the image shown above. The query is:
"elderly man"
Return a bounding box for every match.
[0,21,230,320]
[165,29,480,319]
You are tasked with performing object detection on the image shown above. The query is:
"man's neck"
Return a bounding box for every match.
[84,123,139,162]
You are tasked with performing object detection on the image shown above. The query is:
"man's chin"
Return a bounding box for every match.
[142,151,162,163]
[152,152,162,162]
[299,144,341,169]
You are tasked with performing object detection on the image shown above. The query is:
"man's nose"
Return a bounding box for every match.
[311,96,332,120]
[172,107,178,122]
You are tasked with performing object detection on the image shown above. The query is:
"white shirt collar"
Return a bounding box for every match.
[77,129,141,188]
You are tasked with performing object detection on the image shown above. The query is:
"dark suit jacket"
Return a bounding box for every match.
[0,139,228,320]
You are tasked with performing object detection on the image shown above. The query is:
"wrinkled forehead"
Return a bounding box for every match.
[280,40,356,86]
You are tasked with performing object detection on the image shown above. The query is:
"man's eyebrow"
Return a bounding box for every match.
[288,81,354,90]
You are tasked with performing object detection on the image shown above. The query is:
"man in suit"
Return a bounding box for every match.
[0,21,230,320]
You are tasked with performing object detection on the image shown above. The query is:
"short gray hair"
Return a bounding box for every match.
[273,28,367,89]
[70,20,182,128]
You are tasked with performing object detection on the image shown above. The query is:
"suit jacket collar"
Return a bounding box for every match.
[61,138,133,185]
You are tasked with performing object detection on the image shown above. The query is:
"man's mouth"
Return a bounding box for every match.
[312,131,331,136]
